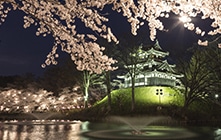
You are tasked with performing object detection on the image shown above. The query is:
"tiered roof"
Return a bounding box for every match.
[117,40,183,87]
[141,41,180,77]
[146,47,169,57]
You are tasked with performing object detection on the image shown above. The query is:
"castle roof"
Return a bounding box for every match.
[146,47,169,57]
[153,40,163,50]
[143,59,162,67]
[157,60,176,73]
[144,69,184,78]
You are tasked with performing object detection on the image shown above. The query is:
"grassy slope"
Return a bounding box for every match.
[71,86,221,122]
[91,86,184,116]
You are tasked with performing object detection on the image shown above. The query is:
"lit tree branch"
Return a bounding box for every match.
[0,0,221,73]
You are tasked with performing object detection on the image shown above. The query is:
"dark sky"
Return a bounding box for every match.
[0,11,54,76]
[0,9,211,76]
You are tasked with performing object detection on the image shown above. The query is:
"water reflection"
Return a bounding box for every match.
[0,120,83,140]
[0,120,219,140]
[214,128,221,140]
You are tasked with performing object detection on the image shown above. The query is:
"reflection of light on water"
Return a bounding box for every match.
[0,120,219,140]
[214,128,221,140]
[20,129,28,140]
[67,123,83,140]
[3,125,18,140]
[83,125,200,140]
[0,120,83,140]
[81,121,90,131]
[215,128,221,135]
[28,125,45,139]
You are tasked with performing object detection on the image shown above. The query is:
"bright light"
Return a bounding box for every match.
[179,15,191,23]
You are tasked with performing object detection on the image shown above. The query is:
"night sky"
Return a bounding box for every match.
[0,9,211,76]
[0,11,54,76]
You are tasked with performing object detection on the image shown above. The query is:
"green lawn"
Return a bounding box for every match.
[97,86,183,105]
[93,86,184,115]
[70,86,221,122]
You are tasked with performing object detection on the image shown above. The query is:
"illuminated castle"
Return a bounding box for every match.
[117,41,183,88]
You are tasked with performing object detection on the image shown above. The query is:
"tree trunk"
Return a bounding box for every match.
[83,71,90,108]
[183,91,193,112]
[84,85,89,108]
[131,76,135,112]
[182,96,192,121]
[105,71,112,111]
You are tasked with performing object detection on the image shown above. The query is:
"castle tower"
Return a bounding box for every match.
[118,41,183,88]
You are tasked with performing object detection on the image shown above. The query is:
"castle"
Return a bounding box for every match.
[117,41,183,88]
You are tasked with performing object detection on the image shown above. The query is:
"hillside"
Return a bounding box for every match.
[91,86,184,116]
[69,86,221,122]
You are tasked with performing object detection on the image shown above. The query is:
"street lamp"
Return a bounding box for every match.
[156,89,163,104]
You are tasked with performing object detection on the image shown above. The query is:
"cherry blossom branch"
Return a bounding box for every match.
[0,0,221,73]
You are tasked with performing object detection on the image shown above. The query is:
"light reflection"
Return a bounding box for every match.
[215,128,221,140]
[0,121,84,140]
[0,121,219,140]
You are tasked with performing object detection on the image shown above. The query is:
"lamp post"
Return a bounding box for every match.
[156,89,163,104]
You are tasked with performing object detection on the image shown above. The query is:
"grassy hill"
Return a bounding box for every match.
[69,86,221,122]
[91,86,184,116]
[98,86,183,104]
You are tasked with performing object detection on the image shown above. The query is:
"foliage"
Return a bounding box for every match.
[0,74,36,89]
[38,57,106,106]
[202,45,221,99]
[81,70,106,108]
[121,45,146,111]
[115,37,155,111]
[0,87,85,113]
[178,46,221,110]
[185,99,221,121]
[39,58,81,96]
[0,0,220,74]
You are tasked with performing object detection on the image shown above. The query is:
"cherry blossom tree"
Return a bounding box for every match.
[0,87,84,113]
[0,0,220,74]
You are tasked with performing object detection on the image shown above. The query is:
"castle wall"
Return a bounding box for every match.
[123,75,177,88]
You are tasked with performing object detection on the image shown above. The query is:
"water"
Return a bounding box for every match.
[27,113,61,120]
[0,120,220,140]
[108,116,168,133]
[0,120,82,140]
